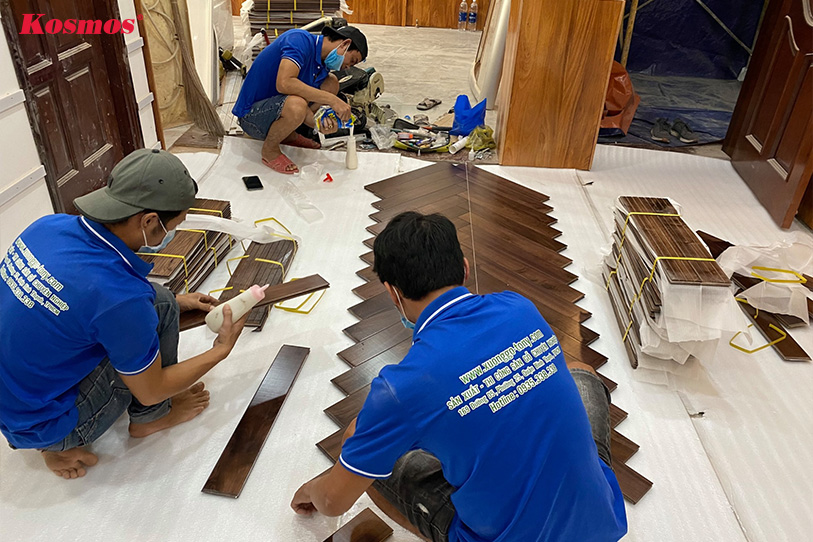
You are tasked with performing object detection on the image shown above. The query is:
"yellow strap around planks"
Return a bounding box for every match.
[137,252,190,294]
[750,266,807,284]
[605,211,682,290]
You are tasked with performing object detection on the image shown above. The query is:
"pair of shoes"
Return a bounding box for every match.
[650,118,698,144]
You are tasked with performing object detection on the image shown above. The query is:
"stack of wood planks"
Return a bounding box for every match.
[603,196,732,368]
[139,198,234,294]
[315,163,653,504]
[246,1,341,37]
[214,238,298,331]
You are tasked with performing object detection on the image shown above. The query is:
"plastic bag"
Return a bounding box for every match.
[600,62,641,136]
[274,178,324,223]
[451,95,487,136]
[466,125,497,151]
[370,125,396,150]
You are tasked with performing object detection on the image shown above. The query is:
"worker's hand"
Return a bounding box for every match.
[176,292,219,313]
[290,481,317,516]
[212,305,247,356]
[331,97,352,123]
[320,116,338,135]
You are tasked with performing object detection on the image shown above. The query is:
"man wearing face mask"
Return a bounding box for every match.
[232,25,368,174]
[0,149,247,479]
[291,212,627,542]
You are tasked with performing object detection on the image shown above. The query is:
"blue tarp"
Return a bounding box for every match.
[620,0,764,79]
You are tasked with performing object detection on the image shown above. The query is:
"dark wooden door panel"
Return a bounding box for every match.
[4,0,132,213]
[724,0,813,227]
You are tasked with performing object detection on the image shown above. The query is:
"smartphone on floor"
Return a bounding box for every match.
[242,175,263,191]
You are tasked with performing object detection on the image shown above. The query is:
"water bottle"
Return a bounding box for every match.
[458,0,468,31]
[468,0,478,31]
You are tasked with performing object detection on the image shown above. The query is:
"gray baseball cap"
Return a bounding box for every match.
[74,149,198,223]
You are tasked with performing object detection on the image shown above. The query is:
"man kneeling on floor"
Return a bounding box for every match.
[291,212,627,541]
[0,150,247,479]
[232,25,368,175]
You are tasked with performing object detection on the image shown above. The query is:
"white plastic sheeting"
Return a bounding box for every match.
[0,141,811,542]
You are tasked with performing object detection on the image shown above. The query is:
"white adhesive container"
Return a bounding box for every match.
[205,284,268,332]
[346,125,358,170]
[449,136,469,154]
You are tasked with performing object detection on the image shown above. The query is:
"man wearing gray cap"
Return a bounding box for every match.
[0,149,246,479]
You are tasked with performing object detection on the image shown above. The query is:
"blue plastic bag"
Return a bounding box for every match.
[451,95,487,136]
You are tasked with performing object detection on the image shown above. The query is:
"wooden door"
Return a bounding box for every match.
[723,0,813,228]
[1,0,138,214]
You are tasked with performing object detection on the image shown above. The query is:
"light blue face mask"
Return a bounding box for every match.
[140,219,175,254]
[395,290,415,330]
[325,42,347,71]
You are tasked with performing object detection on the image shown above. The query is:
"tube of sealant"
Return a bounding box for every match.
[449,136,469,154]
[205,284,269,332]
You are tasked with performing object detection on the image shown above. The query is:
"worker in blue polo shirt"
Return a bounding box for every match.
[232,25,368,175]
[0,149,247,479]
[291,212,627,541]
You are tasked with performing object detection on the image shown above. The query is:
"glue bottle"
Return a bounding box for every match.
[346,124,358,170]
[205,284,269,332]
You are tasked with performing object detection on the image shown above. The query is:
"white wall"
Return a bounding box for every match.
[0,12,51,253]
[0,1,160,253]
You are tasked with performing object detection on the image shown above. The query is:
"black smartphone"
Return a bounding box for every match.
[242,175,263,191]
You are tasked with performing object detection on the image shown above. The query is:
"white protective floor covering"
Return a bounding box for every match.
[0,137,811,542]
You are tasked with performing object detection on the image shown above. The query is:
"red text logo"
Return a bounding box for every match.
[19,14,143,35]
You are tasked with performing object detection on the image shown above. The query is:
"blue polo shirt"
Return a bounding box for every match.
[340,287,627,542]
[0,214,160,449]
[232,29,329,118]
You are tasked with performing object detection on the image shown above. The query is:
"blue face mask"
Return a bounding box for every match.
[325,43,346,71]
[140,219,175,253]
[395,290,415,330]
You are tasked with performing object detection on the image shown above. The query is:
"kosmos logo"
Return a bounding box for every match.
[19,14,143,35]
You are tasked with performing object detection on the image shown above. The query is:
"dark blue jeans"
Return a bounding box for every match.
[372,369,614,542]
[41,285,180,452]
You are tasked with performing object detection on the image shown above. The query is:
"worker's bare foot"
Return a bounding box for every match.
[128,382,210,438]
[42,448,98,479]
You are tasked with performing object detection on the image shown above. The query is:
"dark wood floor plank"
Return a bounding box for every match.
[344,310,401,342]
[365,163,459,198]
[317,426,345,462]
[467,188,558,228]
[323,508,393,542]
[361,251,375,265]
[338,325,412,367]
[610,404,628,428]
[476,263,591,325]
[332,340,412,395]
[357,266,377,282]
[363,237,375,249]
[353,279,387,300]
[370,194,471,225]
[613,460,653,504]
[202,345,310,497]
[464,165,550,204]
[349,292,394,320]
[325,384,371,427]
[737,299,810,361]
[611,430,639,463]
[462,169,553,213]
[460,225,577,286]
[599,373,617,393]
[179,275,329,331]
[469,215,570,268]
[371,174,465,211]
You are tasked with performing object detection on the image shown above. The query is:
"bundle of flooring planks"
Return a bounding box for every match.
[246,1,341,38]
[603,196,739,368]
[140,198,234,294]
[315,163,653,504]
[215,238,298,330]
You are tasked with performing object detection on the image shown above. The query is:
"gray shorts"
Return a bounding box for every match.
[237,95,288,140]
[372,368,613,542]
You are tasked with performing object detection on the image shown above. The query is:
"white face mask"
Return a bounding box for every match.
[395,289,415,330]
[140,219,175,253]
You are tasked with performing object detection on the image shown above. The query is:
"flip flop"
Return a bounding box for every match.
[262,154,299,174]
[283,133,321,150]
[417,98,442,111]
